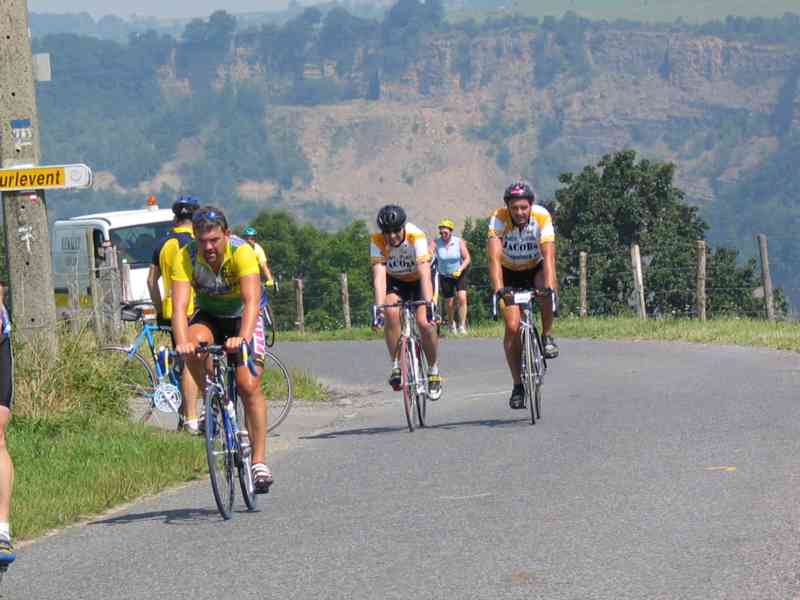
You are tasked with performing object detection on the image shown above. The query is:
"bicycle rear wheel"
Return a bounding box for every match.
[235,395,257,512]
[521,329,536,425]
[414,341,427,428]
[399,338,415,432]
[262,350,293,434]
[205,389,235,519]
[97,346,158,423]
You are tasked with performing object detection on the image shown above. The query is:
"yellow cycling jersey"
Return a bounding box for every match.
[171,236,262,318]
[252,242,268,267]
[487,206,555,271]
[370,222,431,283]
[153,225,195,319]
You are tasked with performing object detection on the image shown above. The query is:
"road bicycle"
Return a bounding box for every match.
[98,302,181,428]
[99,302,294,433]
[493,288,555,425]
[262,280,279,348]
[197,342,257,519]
[374,300,436,432]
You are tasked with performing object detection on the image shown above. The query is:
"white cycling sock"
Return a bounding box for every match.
[392,358,399,369]
[429,364,439,375]
[0,522,10,541]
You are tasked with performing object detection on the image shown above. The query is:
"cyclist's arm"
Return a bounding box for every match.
[147,265,163,316]
[237,273,262,343]
[459,238,471,272]
[487,237,504,293]
[541,241,558,292]
[372,262,387,306]
[171,280,191,347]
[417,260,433,303]
[259,261,274,284]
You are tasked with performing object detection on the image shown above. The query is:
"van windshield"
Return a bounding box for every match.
[109,222,173,268]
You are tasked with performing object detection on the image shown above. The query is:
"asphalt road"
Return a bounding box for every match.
[7,337,800,599]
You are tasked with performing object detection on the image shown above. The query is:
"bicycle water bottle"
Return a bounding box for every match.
[238,430,251,458]
[156,346,169,376]
[224,399,236,423]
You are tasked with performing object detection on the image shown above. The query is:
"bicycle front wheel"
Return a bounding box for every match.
[264,305,276,348]
[399,338,416,432]
[532,333,545,421]
[521,329,537,425]
[97,346,158,422]
[235,395,257,512]
[262,350,293,434]
[414,341,427,428]
[205,389,235,520]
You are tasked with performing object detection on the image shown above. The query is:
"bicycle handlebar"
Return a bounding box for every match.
[372,300,438,328]
[196,341,259,377]
[491,287,558,320]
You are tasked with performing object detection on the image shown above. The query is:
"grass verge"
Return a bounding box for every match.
[12,415,205,541]
[274,317,800,353]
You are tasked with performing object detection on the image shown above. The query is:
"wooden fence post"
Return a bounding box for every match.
[757,234,775,321]
[340,272,352,329]
[630,244,646,319]
[294,278,305,333]
[695,240,707,322]
[86,230,103,338]
[579,251,588,318]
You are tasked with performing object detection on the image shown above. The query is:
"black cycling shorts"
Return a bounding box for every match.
[386,275,425,303]
[501,263,543,290]
[189,310,266,366]
[439,268,469,299]
[0,336,13,409]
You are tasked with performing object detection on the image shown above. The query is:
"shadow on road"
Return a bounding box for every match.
[89,507,225,527]
[431,417,529,430]
[300,425,409,439]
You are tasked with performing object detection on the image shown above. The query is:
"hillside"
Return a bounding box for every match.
[34,8,800,297]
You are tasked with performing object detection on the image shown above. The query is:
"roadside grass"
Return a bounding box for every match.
[275,317,800,353]
[11,415,205,541]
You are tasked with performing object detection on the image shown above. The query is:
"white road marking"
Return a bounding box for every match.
[438,492,493,501]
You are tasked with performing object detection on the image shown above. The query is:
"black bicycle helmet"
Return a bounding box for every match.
[503,181,535,203]
[172,195,199,219]
[376,204,407,232]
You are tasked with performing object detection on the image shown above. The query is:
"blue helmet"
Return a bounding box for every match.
[173,195,199,218]
[242,226,257,237]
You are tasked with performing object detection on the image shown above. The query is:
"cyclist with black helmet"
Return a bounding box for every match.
[147,195,200,431]
[371,205,443,400]
[487,181,559,410]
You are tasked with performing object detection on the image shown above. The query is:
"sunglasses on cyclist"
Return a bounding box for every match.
[192,208,228,229]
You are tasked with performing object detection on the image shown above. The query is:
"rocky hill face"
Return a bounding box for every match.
[147,27,800,231]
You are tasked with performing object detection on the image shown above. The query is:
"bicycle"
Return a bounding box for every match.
[100,302,294,434]
[373,300,436,432]
[262,280,279,348]
[493,288,555,425]
[196,342,257,519]
[98,302,181,428]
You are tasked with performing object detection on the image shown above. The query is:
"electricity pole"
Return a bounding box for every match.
[0,0,57,345]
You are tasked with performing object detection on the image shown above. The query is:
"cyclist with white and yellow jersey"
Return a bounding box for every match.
[370,205,443,400]
[487,181,559,410]
[171,206,273,493]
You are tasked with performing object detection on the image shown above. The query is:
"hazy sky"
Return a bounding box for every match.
[27,1,290,19]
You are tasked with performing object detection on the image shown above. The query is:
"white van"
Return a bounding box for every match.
[52,200,174,309]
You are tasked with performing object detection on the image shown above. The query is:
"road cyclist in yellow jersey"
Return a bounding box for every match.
[242,226,275,288]
[370,204,443,401]
[171,206,273,494]
[487,181,559,410]
[147,195,199,432]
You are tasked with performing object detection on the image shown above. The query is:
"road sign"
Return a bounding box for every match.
[0,163,92,191]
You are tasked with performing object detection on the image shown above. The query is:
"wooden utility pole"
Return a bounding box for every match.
[757,234,775,321]
[0,1,57,344]
[695,240,707,321]
[340,272,351,329]
[630,244,646,319]
[294,278,305,333]
[579,251,588,318]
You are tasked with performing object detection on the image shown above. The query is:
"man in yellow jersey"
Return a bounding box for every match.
[147,195,199,432]
[487,181,559,410]
[370,204,442,400]
[242,226,275,287]
[171,207,273,493]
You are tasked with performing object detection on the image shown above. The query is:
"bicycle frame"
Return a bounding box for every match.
[120,318,177,383]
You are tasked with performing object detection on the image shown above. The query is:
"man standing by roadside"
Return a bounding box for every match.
[430,219,471,335]
[0,282,15,567]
